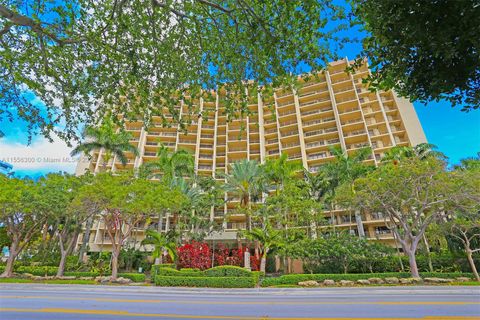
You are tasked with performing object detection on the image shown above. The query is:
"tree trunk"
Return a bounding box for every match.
[406,248,420,278]
[0,241,18,278]
[111,246,120,281]
[260,254,267,274]
[57,251,68,277]
[422,234,434,273]
[466,248,480,282]
[78,216,93,260]
[157,212,163,233]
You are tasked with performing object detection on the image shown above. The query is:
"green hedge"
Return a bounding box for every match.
[261,272,474,287]
[203,266,252,277]
[155,276,256,288]
[156,267,202,277]
[118,273,146,282]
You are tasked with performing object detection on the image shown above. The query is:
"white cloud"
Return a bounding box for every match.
[0,135,77,175]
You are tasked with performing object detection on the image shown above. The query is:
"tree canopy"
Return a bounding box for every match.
[0,0,349,141]
[351,0,480,111]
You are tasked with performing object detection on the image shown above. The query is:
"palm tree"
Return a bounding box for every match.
[242,224,283,273]
[321,146,374,236]
[139,147,194,233]
[382,143,446,164]
[453,152,480,170]
[71,118,139,170]
[72,118,139,259]
[141,229,178,265]
[263,153,303,196]
[140,146,194,182]
[222,159,265,231]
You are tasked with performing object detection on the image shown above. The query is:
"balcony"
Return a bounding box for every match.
[282,142,300,149]
[265,128,277,134]
[281,130,299,137]
[289,153,302,160]
[268,150,279,155]
[331,77,350,84]
[299,97,330,107]
[266,138,278,145]
[339,107,360,114]
[334,86,355,94]
[298,88,328,98]
[198,165,212,170]
[301,107,333,117]
[347,142,369,150]
[226,222,247,230]
[308,152,331,160]
[342,118,363,126]
[144,152,156,157]
[199,154,213,159]
[279,120,298,127]
[276,90,293,98]
[344,130,366,138]
[278,110,296,117]
[277,100,295,108]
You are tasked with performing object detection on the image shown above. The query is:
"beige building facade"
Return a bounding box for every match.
[76,58,427,252]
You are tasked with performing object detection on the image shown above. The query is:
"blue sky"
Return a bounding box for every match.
[1,3,479,177]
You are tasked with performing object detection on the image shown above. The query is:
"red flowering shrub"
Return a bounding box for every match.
[177,241,212,270]
[213,243,230,267]
[250,254,260,271]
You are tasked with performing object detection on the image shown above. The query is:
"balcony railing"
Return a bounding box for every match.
[308,152,331,160]
[298,89,328,98]
[299,97,330,107]
[281,130,298,137]
[282,142,300,149]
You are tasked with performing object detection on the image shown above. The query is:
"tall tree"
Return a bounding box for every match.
[36,173,86,277]
[262,153,303,196]
[140,146,194,182]
[382,143,446,164]
[0,1,350,140]
[442,213,480,281]
[351,0,480,111]
[0,177,43,277]
[336,157,478,278]
[321,146,374,236]
[72,117,138,259]
[223,159,264,231]
[140,147,195,233]
[70,117,139,170]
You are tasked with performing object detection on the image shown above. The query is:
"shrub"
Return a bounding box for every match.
[155,276,256,288]
[261,272,474,287]
[156,267,202,277]
[16,266,58,276]
[177,241,211,270]
[118,273,146,282]
[203,266,252,277]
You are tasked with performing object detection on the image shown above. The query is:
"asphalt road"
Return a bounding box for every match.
[0,284,479,319]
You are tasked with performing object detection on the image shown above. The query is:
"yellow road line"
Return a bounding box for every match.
[0,308,478,320]
[1,295,479,306]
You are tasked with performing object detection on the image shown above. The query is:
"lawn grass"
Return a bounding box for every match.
[0,278,96,285]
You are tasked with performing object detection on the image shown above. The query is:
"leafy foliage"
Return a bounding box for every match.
[351,0,480,111]
[0,0,350,141]
[176,241,212,270]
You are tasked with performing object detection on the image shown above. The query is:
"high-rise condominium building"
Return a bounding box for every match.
[75,58,426,252]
